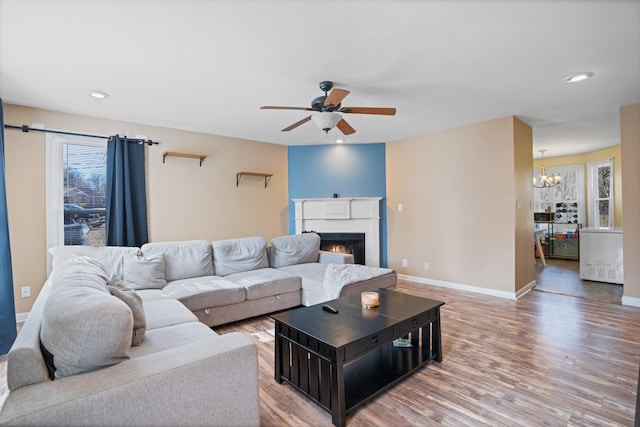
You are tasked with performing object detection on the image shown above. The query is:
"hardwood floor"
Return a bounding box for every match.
[1,279,638,426]
[217,280,640,426]
[534,258,624,304]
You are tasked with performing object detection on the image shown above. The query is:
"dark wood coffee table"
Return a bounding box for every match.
[272,288,444,426]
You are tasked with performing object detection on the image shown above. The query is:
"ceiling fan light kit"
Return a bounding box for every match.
[260,80,397,136]
[312,112,342,134]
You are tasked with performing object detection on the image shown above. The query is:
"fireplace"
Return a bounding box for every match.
[293,197,382,266]
[318,232,365,265]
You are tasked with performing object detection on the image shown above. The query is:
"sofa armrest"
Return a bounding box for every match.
[0,332,259,427]
[318,250,354,264]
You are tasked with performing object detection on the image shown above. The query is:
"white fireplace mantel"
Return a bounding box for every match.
[292,197,382,266]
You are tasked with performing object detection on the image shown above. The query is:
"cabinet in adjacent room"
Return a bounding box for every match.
[535,221,582,260]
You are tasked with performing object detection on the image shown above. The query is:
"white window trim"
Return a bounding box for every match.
[587,158,614,228]
[45,132,107,274]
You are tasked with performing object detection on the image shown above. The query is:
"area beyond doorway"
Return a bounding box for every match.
[534,259,623,304]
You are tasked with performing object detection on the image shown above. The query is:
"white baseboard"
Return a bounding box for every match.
[516,280,537,299]
[621,295,640,307]
[398,274,518,300]
[16,312,29,324]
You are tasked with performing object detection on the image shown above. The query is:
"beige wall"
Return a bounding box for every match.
[513,117,535,294]
[620,104,640,301]
[387,116,532,295]
[533,145,623,227]
[4,104,288,314]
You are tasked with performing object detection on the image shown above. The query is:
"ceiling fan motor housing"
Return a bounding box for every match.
[311,96,340,111]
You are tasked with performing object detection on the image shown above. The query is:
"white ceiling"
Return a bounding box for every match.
[1,0,638,158]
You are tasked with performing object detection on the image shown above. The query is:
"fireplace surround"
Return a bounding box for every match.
[292,197,382,266]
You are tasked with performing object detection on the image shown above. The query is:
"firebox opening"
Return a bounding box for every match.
[317,232,365,265]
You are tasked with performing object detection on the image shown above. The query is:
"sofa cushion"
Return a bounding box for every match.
[142,299,199,330]
[270,233,320,268]
[225,268,301,300]
[107,275,147,346]
[123,253,167,290]
[141,240,213,281]
[40,257,132,378]
[49,245,141,278]
[212,236,269,276]
[162,276,246,312]
[128,322,218,359]
[136,289,172,302]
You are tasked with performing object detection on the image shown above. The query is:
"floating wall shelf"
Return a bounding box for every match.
[236,172,273,188]
[163,151,207,166]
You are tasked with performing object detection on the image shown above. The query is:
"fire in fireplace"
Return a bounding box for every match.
[317,232,365,265]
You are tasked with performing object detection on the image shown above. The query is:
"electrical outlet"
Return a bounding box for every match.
[21,286,31,298]
[397,203,403,212]
[424,262,430,270]
[402,259,408,268]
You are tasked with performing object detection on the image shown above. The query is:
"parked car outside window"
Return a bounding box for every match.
[64,215,89,246]
[63,204,105,228]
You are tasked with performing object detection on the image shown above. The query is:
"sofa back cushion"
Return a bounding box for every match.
[40,257,133,378]
[141,240,213,282]
[49,245,141,278]
[270,233,320,268]
[212,237,269,276]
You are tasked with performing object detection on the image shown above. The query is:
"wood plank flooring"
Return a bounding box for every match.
[534,258,624,304]
[1,279,638,426]
[217,280,640,426]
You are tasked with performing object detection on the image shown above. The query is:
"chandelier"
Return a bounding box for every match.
[533,149,561,188]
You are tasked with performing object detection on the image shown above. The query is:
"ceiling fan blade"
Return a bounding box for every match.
[336,119,356,135]
[324,88,350,107]
[261,106,313,111]
[282,115,312,132]
[340,107,397,115]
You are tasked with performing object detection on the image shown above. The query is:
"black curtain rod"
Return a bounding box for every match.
[3,124,159,145]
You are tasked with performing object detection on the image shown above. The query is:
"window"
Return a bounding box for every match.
[46,134,107,256]
[588,159,614,227]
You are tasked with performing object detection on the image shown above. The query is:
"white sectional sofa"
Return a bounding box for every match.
[0,233,396,426]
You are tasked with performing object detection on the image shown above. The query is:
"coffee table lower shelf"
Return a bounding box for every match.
[344,341,437,409]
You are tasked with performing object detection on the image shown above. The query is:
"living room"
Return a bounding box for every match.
[1,1,639,425]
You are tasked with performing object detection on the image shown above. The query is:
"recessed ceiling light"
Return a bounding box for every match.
[335,139,345,144]
[89,90,109,99]
[564,72,594,83]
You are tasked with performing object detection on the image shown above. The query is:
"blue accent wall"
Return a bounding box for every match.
[288,143,387,267]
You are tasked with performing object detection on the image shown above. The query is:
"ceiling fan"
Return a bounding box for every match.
[260,81,396,135]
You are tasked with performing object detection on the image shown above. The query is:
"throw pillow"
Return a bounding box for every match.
[107,275,147,346]
[123,253,167,290]
[270,233,321,268]
[40,257,133,378]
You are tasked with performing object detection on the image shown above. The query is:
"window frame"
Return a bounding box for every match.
[587,158,614,228]
[45,132,107,273]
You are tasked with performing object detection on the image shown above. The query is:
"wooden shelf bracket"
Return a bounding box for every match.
[236,171,273,188]
[163,151,207,167]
